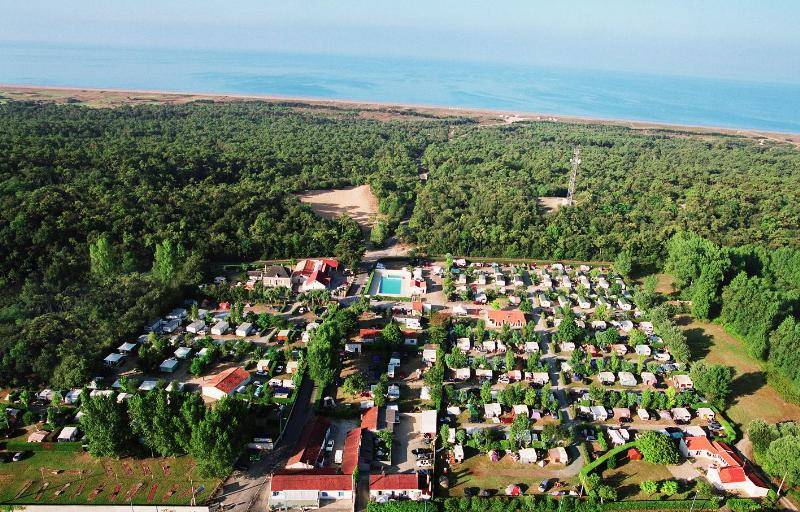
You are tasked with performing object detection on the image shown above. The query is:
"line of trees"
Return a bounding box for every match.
[80,387,251,477]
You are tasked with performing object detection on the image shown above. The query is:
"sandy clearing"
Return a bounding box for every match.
[297,184,379,231]
[538,196,570,213]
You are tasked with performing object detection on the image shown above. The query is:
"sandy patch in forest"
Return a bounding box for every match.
[297,184,379,230]
[538,196,570,213]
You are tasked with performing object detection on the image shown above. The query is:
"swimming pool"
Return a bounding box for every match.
[379,275,403,295]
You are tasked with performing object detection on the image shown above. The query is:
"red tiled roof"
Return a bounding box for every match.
[683,436,715,453]
[360,328,380,338]
[361,407,378,430]
[341,428,363,475]
[205,367,250,395]
[718,466,747,484]
[369,473,420,491]
[487,309,527,325]
[271,472,352,492]
[287,417,331,467]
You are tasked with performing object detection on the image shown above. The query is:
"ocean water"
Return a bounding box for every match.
[1,42,799,133]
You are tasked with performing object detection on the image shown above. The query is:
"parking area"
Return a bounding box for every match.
[389,412,430,473]
[324,418,360,467]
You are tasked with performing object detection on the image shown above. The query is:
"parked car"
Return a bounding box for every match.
[325,439,335,452]
[412,448,432,456]
[416,459,433,468]
[464,487,480,497]
[12,451,27,462]
[538,478,552,493]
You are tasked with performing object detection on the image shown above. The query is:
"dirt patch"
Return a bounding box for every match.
[538,197,569,214]
[298,184,379,231]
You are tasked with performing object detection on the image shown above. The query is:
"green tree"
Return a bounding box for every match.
[89,235,115,278]
[190,397,249,478]
[373,374,388,407]
[614,249,634,277]
[690,362,734,408]
[637,431,680,465]
[80,393,133,457]
[660,480,679,496]
[381,321,403,347]
[152,239,180,285]
[343,373,367,396]
[639,480,658,495]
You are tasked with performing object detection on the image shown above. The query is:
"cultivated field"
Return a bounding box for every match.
[0,449,217,506]
[297,184,379,231]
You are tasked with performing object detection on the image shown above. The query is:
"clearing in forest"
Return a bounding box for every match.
[538,196,570,213]
[679,315,800,430]
[297,184,379,231]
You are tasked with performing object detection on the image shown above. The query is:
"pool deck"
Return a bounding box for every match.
[368,269,412,297]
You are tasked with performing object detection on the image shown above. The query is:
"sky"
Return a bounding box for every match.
[2,0,799,83]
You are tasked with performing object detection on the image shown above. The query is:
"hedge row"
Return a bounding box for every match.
[602,498,720,510]
[3,441,83,452]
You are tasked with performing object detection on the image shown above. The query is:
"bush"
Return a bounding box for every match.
[602,498,719,510]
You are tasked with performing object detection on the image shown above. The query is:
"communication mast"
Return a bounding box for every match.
[567,146,581,206]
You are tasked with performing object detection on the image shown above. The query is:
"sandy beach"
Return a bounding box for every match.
[1,83,798,145]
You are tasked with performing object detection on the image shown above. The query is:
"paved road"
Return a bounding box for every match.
[211,374,315,511]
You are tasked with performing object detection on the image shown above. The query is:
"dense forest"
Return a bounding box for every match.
[1,99,799,387]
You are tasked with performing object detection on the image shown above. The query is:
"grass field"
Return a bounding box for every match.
[446,449,579,496]
[0,450,219,506]
[678,315,800,429]
[599,461,677,499]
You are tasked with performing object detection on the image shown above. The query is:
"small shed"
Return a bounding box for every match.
[58,426,79,442]
[672,407,691,423]
[613,407,631,420]
[186,320,205,334]
[484,403,502,419]
[518,448,538,464]
[454,367,471,381]
[475,368,494,381]
[236,322,254,337]
[453,444,464,463]
[696,407,716,421]
[118,342,137,354]
[287,361,300,374]
[548,446,568,465]
[618,371,637,387]
[611,344,628,356]
[640,372,657,386]
[139,380,158,392]
[636,408,650,421]
[28,430,49,443]
[627,447,643,461]
[559,342,576,352]
[635,344,652,356]
[598,371,615,385]
[174,346,192,359]
[160,357,179,373]
[422,344,438,364]
[457,338,472,351]
[513,404,529,417]
[211,321,229,336]
[103,353,126,367]
[524,341,540,353]
[530,372,550,386]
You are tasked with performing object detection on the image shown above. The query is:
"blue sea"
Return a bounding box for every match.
[2,42,799,133]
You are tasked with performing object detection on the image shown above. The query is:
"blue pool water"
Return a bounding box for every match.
[1,42,799,133]
[379,276,403,295]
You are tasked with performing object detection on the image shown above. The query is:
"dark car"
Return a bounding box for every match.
[412,448,432,456]
[538,478,552,493]
[464,487,480,497]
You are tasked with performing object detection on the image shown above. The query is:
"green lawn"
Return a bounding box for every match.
[678,315,800,430]
[599,461,677,500]
[0,449,219,506]
[446,448,579,496]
